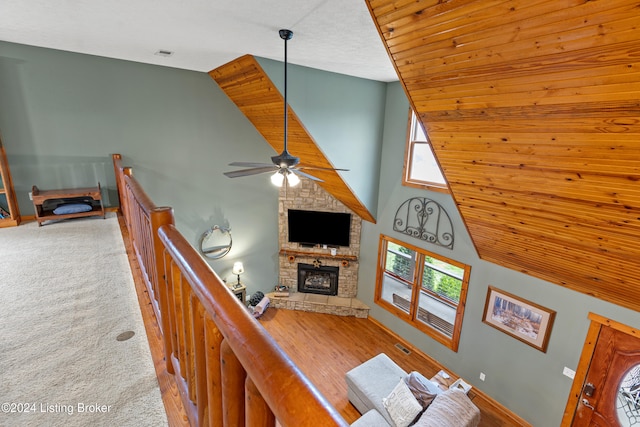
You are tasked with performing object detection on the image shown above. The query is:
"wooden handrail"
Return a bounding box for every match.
[112,153,348,427]
[112,154,175,365]
[159,224,348,427]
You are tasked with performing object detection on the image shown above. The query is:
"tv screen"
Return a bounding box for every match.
[287,209,351,247]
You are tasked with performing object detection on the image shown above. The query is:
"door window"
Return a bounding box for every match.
[618,365,640,426]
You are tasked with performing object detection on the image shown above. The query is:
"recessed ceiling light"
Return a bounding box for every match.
[154,49,174,57]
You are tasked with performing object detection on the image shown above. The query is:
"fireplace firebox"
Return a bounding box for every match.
[297,263,339,296]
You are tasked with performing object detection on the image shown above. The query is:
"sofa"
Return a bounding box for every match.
[345,353,480,427]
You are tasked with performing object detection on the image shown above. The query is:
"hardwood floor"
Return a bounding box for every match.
[258,308,526,426]
[120,214,526,426]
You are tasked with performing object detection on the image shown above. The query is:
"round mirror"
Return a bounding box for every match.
[199,225,232,259]
[617,364,640,426]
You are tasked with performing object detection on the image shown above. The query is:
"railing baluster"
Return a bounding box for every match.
[162,249,175,375]
[221,339,246,427]
[163,251,179,374]
[174,270,187,381]
[246,376,276,427]
[183,286,195,403]
[150,206,174,331]
[113,154,349,427]
[204,313,223,427]
[192,297,207,425]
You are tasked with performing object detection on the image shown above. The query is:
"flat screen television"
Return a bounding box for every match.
[287,209,351,247]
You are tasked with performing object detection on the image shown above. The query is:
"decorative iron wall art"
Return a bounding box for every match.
[393,197,454,249]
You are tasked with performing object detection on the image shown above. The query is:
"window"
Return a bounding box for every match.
[403,110,448,193]
[374,234,470,351]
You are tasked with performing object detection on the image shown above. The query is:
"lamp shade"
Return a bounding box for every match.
[271,171,284,186]
[232,262,244,275]
[286,171,300,186]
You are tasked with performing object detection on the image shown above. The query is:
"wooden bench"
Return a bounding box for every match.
[32,183,105,226]
[392,293,454,336]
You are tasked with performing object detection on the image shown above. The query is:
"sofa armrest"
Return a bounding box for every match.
[345,353,407,425]
[350,409,391,427]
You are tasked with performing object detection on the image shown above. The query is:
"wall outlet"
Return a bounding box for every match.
[28,191,33,200]
[563,367,576,379]
[479,372,486,381]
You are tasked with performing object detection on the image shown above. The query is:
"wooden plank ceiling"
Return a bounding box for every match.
[209,55,374,223]
[366,0,640,311]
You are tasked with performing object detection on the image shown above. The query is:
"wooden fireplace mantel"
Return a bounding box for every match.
[279,249,358,263]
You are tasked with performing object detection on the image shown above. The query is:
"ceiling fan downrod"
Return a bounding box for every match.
[279,29,298,162]
[224,28,346,185]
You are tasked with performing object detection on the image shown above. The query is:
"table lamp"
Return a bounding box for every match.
[232,262,244,288]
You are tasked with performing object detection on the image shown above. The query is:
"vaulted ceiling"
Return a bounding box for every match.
[210,55,376,223]
[207,0,640,314]
[366,0,640,312]
[7,0,636,312]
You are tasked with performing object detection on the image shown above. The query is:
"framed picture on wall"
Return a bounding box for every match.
[482,286,556,353]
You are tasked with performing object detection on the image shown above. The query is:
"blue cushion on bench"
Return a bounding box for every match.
[53,203,93,215]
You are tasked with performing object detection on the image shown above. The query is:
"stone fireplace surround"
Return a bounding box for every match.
[267,179,369,318]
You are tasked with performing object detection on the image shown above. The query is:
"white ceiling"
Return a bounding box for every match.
[0,0,398,82]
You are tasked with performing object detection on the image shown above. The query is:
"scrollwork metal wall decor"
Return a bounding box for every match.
[393,197,454,249]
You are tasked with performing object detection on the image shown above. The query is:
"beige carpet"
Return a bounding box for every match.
[0,213,168,427]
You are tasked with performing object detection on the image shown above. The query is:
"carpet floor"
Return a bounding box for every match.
[0,213,167,427]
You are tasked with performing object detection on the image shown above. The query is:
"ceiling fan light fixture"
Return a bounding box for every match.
[223,29,347,184]
[270,169,300,187]
[271,170,285,186]
[286,171,300,187]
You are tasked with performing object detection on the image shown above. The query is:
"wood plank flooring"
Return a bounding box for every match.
[258,308,527,426]
[119,214,526,426]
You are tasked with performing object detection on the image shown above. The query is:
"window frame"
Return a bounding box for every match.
[374,234,470,352]
[402,109,449,193]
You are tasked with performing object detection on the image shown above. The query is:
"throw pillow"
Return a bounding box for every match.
[382,379,423,427]
[404,371,442,408]
[411,388,481,427]
[53,203,93,215]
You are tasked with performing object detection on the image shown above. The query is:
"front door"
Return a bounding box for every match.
[570,315,640,426]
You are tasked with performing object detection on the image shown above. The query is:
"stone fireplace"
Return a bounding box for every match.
[298,263,339,296]
[267,179,369,317]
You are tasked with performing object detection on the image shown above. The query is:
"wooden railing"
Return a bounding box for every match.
[112,154,348,427]
[113,154,174,326]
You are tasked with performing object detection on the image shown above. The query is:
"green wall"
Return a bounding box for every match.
[357,82,640,426]
[256,57,386,218]
[1,40,639,427]
[0,40,388,305]
[0,41,281,292]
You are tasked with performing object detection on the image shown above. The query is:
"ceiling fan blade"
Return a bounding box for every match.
[228,161,276,168]
[224,166,278,178]
[291,168,323,182]
[221,29,350,185]
[298,166,350,172]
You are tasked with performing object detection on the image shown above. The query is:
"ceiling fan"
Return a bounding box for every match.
[223,29,348,187]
